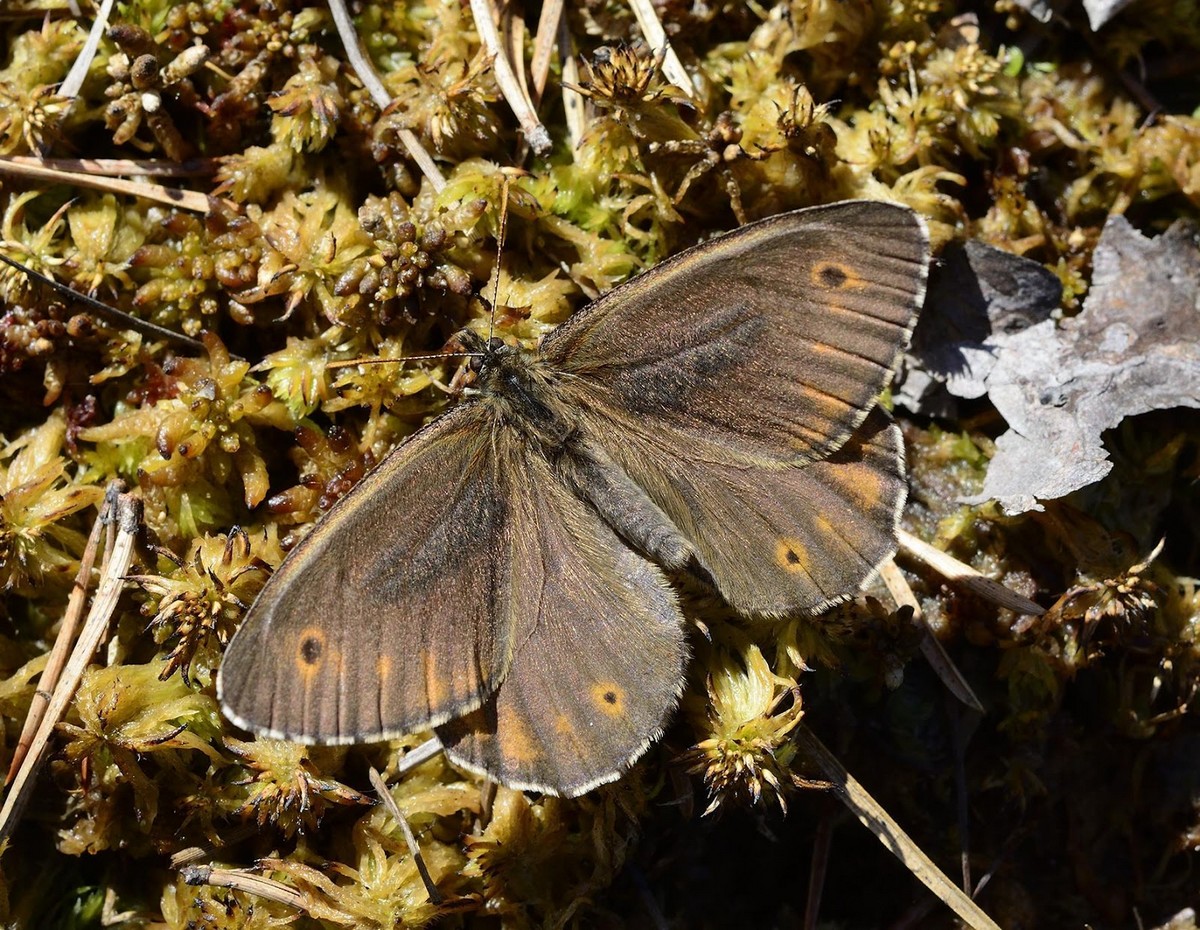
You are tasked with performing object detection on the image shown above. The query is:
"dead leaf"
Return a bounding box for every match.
[896,239,1062,417]
[963,217,1200,513]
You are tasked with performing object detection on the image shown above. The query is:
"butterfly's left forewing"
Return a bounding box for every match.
[219,405,521,743]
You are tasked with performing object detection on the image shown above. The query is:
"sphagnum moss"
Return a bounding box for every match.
[1,0,1199,926]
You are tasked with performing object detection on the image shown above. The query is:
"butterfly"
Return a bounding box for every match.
[218,199,930,796]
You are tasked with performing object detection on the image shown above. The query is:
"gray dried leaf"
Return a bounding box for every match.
[1082,0,1140,30]
[896,239,1061,415]
[968,216,1200,513]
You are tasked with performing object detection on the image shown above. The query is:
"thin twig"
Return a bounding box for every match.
[6,156,215,177]
[558,14,585,149]
[168,825,259,868]
[5,482,117,785]
[396,737,444,778]
[0,158,218,213]
[0,491,141,847]
[878,557,985,713]
[180,866,305,908]
[59,0,116,98]
[530,0,564,104]
[469,0,551,155]
[794,724,1003,930]
[0,252,208,354]
[897,530,1044,616]
[625,0,694,98]
[325,0,446,191]
[368,767,443,904]
[502,8,532,109]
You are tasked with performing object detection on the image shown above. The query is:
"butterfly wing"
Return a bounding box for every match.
[542,200,927,617]
[541,200,928,465]
[436,452,688,796]
[218,405,520,743]
[570,408,907,617]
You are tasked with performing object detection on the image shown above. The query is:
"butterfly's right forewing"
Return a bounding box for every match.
[218,405,518,744]
[542,200,927,466]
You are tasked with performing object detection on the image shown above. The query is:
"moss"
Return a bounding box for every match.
[1,0,1199,926]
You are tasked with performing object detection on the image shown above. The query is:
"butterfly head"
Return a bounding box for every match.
[449,329,530,394]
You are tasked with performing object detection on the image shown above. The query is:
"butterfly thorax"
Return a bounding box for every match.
[458,330,576,449]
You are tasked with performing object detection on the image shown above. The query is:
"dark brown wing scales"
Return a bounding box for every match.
[218,405,519,743]
[568,406,907,617]
[541,201,928,465]
[437,455,687,796]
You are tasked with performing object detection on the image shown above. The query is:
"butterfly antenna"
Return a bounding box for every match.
[326,349,483,371]
[486,173,512,345]
[0,252,207,354]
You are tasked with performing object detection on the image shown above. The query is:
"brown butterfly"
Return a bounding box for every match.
[218,200,930,796]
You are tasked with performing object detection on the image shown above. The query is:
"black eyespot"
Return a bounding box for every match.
[300,636,323,664]
[603,690,618,705]
[819,263,848,287]
[785,549,801,565]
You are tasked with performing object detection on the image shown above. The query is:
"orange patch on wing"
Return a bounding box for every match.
[775,537,810,574]
[376,654,393,681]
[554,713,576,735]
[495,703,542,762]
[295,628,327,681]
[420,649,451,710]
[591,682,626,717]
[835,464,887,512]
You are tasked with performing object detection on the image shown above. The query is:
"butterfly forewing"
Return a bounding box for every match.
[542,200,928,466]
[218,406,519,742]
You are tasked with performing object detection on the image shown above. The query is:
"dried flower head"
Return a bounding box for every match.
[0,192,69,301]
[384,46,502,158]
[464,787,640,923]
[0,17,80,153]
[685,642,804,815]
[0,410,103,591]
[58,662,224,846]
[573,42,681,111]
[1040,539,1166,654]
[131,528,279,686]
[237,185,372,324]
[269,54,344,153]
[226,739,371,837]
[79,333,295,540]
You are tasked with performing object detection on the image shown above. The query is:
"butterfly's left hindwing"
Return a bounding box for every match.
[437,451,688,796]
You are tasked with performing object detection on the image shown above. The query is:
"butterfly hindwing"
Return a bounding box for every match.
[566,407,907,617]
[437,452,688,796]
